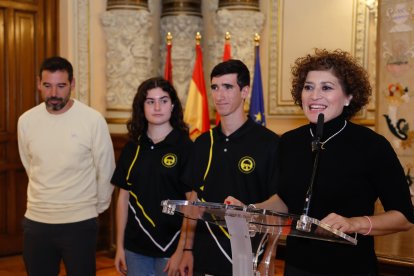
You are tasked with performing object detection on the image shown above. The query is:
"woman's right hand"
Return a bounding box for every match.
[224,196,244,206]
[114,247,127,276]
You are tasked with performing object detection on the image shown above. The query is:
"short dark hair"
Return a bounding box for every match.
[210,59,250,90]
[291,49,371,119]
[39,56,74,82]
[127,77,189,142]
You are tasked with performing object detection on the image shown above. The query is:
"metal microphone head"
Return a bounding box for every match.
[316,113,324,139]
[312,113,324,152]
[311,140,319,152]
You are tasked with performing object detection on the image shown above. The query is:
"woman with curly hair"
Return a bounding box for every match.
[278,49,414,275]
[111,77,193,275]
[226,49,413,275]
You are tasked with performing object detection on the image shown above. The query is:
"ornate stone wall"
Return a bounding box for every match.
[102,2,154,110]
[160,0,203,103]
[63,0,377,134]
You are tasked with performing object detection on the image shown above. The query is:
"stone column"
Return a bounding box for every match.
[209,0,264,72]
[101,0,154,131]
[160,0,203,104]
[208,0,264,110]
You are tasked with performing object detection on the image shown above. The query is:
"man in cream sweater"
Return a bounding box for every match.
[17,56,115,276]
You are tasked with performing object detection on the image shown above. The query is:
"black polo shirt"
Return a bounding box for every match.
[111,129,193,257]
[184,117,280,275]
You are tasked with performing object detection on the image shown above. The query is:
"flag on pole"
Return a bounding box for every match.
[184,32,210,140]
[222,32,231,61]
[249,34,266,126]
[215,32,232,125]
[164,32,173,84]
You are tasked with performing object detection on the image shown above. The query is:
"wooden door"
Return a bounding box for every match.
[0,0,57,256]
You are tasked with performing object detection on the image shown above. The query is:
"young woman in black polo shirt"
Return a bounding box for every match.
[111,77,193,276]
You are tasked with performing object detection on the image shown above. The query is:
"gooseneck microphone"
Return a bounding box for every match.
[311,113,324,152]
[297,113,324,232]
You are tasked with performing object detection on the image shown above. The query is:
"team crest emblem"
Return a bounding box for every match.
[162,153,177,168]
[238,156,255,174]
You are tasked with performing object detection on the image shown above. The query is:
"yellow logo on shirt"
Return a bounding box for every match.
[238,156,255,174]
[162,153,177,168]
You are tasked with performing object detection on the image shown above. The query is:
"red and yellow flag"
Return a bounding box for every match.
[164,32,173,84]
[184,33,210,140]
[215,32,232,125]
[222,32,232,61]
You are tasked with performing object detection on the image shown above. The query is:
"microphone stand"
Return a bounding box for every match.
[297,114,324,232]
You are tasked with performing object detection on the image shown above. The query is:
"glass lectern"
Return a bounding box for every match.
[161,200,357,276]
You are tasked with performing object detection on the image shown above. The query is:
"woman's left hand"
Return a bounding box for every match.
[321,213,366,234]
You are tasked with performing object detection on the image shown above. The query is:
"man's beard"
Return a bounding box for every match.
[45,96,70,111]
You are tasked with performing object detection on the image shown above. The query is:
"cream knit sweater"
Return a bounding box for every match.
[18,99,115,223]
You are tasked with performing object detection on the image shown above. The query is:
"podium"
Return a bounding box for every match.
[161,200,357,276]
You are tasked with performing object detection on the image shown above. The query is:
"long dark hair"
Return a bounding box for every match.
[127,77,188,141]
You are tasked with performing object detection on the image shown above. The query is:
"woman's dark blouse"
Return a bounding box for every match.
[277,115,414,274]
[111,129,193,257]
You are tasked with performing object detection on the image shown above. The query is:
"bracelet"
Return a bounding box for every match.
[362,216,372,236]
[183,248,193,252]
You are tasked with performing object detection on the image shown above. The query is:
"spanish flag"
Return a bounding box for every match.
[215,32,232,125]
[222,32,232,61]
[164,32,173,84]
[184,33,210,140]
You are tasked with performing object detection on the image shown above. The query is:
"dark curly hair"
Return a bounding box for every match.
[127,77,189,141]
[291,49,371,119]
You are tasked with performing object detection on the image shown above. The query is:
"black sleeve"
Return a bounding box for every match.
[265,133,280,197]
[369,135,414,223]
[111,141,135,190]
[178,137,195,194]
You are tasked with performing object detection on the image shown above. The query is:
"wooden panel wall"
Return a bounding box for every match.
[97,133,128,253]
[0,0,57,256]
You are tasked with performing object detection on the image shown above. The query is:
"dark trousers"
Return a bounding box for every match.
[22,217,98,276]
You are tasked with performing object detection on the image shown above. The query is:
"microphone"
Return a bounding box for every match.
[297,113,324,232]
[311,113,324,152]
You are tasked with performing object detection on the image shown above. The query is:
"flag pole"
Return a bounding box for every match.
[166,32,172,45]
[216,32,232,125]
[195,31,201,45]
[249,33,266,126]
[164,32,173,83]
[254,33,260,46]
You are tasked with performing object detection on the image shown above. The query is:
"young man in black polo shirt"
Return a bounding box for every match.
[179,59,280,276]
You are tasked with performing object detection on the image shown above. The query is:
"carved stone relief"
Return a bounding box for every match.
[160,16,203,104]
[75,0,90,105]
[101,9,154,109]
[209,8,264,74]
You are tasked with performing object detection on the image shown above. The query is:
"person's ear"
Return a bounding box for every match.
[70,77,76,90]
[241,86,250,99]
[344,95,353,106]
[37,76,41,90]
